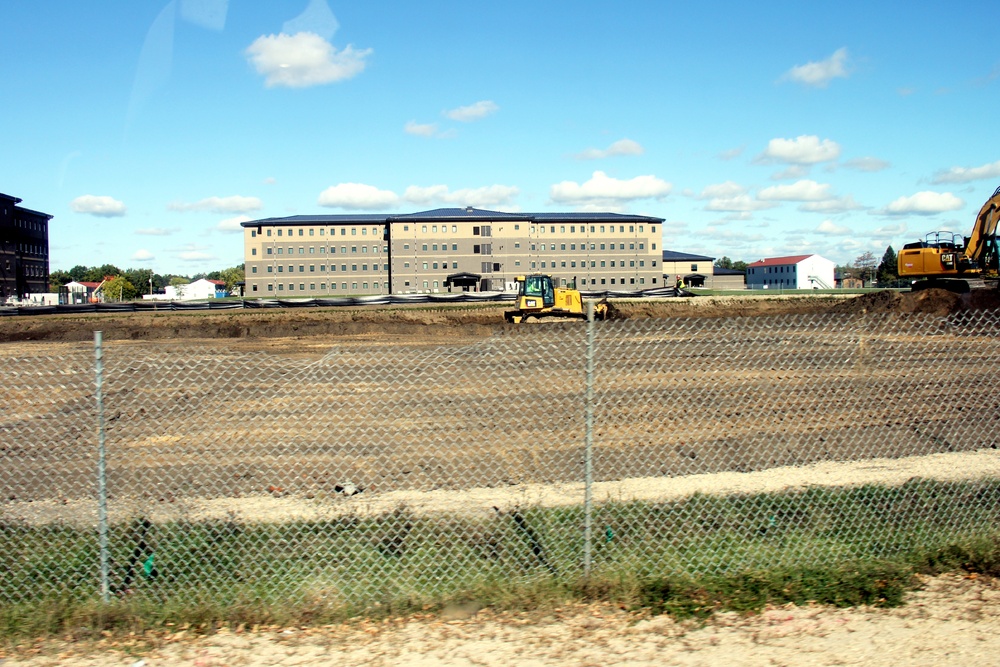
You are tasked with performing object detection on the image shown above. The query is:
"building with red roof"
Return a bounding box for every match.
[746,254,835,290]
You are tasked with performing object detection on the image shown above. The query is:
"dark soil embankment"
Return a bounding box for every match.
[828,288,1000,317]
[2,290,998,343]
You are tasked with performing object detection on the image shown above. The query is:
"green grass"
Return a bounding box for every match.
[2,479,999,641]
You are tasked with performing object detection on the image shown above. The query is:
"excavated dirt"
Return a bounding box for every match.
[4,290,996,343]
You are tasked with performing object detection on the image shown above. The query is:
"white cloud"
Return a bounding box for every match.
[549,171,672,208]
[770,165,811,180]
[131,249,155,261]
[930,159,1000,184]
[574,138,644,160]
[404,120,438,137]
[403,184,519,207]
[757,135,841,165]
[816,220,851,236]
[444,100,498,122]
[878,191,964,215]
[872,223,907,238]
[217,215,252,233]
[263,176,277,185]
[700,181,746,199]
[699,181,775,212]
[718,146,744,161]
[843,157,891,172]
[135,227,177,236]
[782,47,849,87]
[244,32,371,88]
[758,180,832,202]
[70,195,127,217]
[317,183,400,209]
[169,196,263,213]
[798,195,864,213]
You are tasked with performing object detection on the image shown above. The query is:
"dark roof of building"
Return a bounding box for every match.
[747,254,814,268]
[241,208,664,227]
[713,267,745,276]
[243,214,388,226]
[662,250,714,262]
[0,192,23,204]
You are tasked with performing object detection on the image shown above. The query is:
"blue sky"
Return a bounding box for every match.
[3,0,999,275]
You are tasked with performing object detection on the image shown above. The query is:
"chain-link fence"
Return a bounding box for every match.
[3,310,1000,612]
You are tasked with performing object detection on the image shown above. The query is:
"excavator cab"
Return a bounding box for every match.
[520,274,555,307]
[504,274,608,323]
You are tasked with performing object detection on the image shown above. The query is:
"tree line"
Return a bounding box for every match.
[48,265,245,301]
[715,247,901,287]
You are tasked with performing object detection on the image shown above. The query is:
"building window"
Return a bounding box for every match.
[252,248,257,256]
[251,230,256,237]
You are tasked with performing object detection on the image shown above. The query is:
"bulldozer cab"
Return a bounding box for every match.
[519,274,555,307]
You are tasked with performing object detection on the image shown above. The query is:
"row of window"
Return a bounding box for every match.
[11,244,47,256]
[251,222,657,239]
[8,218,47,232]
[533,242,650,252]
[253,281,388,292]
[252,263,391,274]
[750,266,797,274]
[256,245,385,256]
[252,227,384,238]
[533,259,654,269]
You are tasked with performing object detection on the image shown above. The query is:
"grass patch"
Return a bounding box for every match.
[2,479,999,642]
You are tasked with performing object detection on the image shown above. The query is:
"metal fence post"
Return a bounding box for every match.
[94,331,110,602]
[583,301,595,576]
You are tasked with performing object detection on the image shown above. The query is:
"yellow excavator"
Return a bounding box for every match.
[898,185,1000,292]
[504,274,609,323]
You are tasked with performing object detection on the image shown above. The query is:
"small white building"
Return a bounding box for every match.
[164,279,227,301]
[60,280,103,304]
[746,254,835,290]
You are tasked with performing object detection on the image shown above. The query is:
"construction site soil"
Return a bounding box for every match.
[3,289,1000,344]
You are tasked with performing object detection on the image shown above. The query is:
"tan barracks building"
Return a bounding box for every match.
[241,207,664,296]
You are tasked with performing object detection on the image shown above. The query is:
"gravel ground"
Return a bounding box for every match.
[3,573,998,667]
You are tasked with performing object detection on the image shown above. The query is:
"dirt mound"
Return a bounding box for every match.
[830,288,1000,317]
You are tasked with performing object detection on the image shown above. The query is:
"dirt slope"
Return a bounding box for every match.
[1,290,997,343]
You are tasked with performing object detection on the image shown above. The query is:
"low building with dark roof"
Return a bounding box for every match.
[660,250,749,289]
[241,207,665,296]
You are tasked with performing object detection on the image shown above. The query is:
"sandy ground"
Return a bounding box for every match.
[7,448,999,526]
[3,573,998,666]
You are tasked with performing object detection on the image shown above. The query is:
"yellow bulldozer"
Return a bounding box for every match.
[504,274,609,323]
[897,185,1000,292]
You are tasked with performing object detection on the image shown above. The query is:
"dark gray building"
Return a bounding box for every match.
[0,192,52,301]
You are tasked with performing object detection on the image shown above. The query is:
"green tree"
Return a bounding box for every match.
[124,268,154,296]
[219,264,245,293]
[83,264,123,282]
[68,265,89,281]
[854,251,877,286]
[731,260,748,272]
[48,269,72,292]
[100,275,137,302]
[876,246,898,285]
[169,276,189,287]
[714,256,734,269]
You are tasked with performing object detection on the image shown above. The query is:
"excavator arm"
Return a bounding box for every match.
[964,185,1000,266]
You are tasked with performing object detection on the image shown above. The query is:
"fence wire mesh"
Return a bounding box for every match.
[2,310,1000,610]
